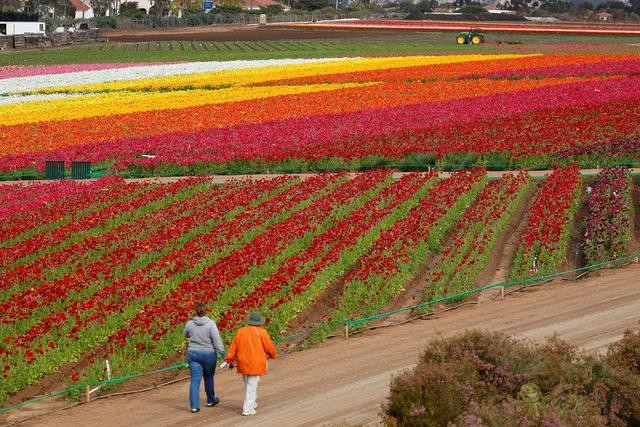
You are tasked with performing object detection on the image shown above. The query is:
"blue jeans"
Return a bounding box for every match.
[187,350,217,409]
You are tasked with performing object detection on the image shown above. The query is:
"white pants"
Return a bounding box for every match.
[242,375,260,415]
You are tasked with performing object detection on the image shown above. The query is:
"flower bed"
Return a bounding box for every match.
[584,167,633,264]
[509,165,582,280]
[427,172,530,299]
[306,168,487,343]
[1,54,640,176]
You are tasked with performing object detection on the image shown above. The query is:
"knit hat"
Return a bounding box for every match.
[247,311,265,326]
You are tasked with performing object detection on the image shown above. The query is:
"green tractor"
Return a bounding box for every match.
[456,28,485,45]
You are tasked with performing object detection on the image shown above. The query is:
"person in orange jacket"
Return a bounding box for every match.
[224,311,278,416]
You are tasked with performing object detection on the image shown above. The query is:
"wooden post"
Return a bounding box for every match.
[501,286,505,300]
[344,323,349,339]
[85,386,91,403]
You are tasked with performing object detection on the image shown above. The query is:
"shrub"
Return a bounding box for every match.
[94,16,118,28]
[482,151,511,171]
[606,329,640,376]
[438,152,478,171]
[383,330,640,426]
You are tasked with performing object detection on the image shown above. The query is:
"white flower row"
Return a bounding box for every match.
[0,57,356,95]
[0,93,87,105]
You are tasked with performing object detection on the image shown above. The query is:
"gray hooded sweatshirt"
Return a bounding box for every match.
[183,316,225,354]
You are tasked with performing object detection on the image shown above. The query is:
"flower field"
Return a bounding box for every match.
[2,53,640,177]
[275,20,640,36]
[1,40,640,411]
[2,164,636,402]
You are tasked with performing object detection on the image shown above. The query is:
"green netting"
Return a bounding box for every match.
[345,252,639,327]
[0,363,188,414]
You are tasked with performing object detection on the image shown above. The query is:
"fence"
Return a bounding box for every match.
[46,11,368,31]
[0,252,637,415]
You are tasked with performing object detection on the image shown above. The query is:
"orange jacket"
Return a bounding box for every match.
[225,326,278,375]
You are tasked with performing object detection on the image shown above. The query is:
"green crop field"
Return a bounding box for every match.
[1,32,639,66]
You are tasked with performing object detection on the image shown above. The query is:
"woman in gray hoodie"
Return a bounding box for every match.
[183,302,225,413]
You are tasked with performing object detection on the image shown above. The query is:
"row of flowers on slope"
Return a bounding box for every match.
[22,55,514,95]
[584,167,634,264]
[307,168,487,343]
[0,58,350,94]
[0,174,345,400]
[509,165,582,280]
[426,172,531,300]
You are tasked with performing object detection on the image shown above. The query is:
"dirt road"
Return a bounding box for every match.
[105,25,390,43]
[5,262,639,427]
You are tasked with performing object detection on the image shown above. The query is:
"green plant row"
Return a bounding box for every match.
[426,175,532,302]
[305,173,487,345]
[1,180,217,302]
[0,177,307,400]
[265,174,439,338]
[89,175,395,381]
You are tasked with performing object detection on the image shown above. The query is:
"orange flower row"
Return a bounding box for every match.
[0,76,601,157]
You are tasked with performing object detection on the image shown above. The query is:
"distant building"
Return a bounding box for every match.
[70,0,94,19]
[595,11,613,21]
[0,21,45,35]
[482,5,517,14]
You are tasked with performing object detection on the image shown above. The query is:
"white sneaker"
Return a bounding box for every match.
[242,410,257,416]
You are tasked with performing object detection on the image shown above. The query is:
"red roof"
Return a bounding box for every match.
[595,12,613,16]
[69,0,90,12]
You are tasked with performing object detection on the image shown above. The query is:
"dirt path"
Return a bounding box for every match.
[5,262,639,427]
[3,168,639,187]
[104,25,392,43]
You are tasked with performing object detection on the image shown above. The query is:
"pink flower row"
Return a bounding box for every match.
[468,58,640,79]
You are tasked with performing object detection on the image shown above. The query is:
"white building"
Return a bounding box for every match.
[70,0,153,19]
[0,21,46,35]
[71,0,94,19]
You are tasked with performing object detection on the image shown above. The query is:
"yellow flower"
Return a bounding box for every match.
[32,54,535,95]
[0,82,375,126]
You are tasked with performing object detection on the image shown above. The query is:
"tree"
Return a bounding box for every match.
[459,3,488,13]
[119,1,145,16]
[260,4,283,14]
[293,0,329,10]
[149,0,170,15]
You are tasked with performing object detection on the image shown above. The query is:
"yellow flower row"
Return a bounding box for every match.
[33,54,534,95]
[0,82,373,126]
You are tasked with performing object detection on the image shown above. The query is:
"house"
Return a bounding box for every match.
[595,11,613,21]
[0,21,45,35]
[70,0,94,19]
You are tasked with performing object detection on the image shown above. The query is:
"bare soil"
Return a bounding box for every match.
[3,263,639,427]
[105,25,399,43]
[633,177,640,252]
